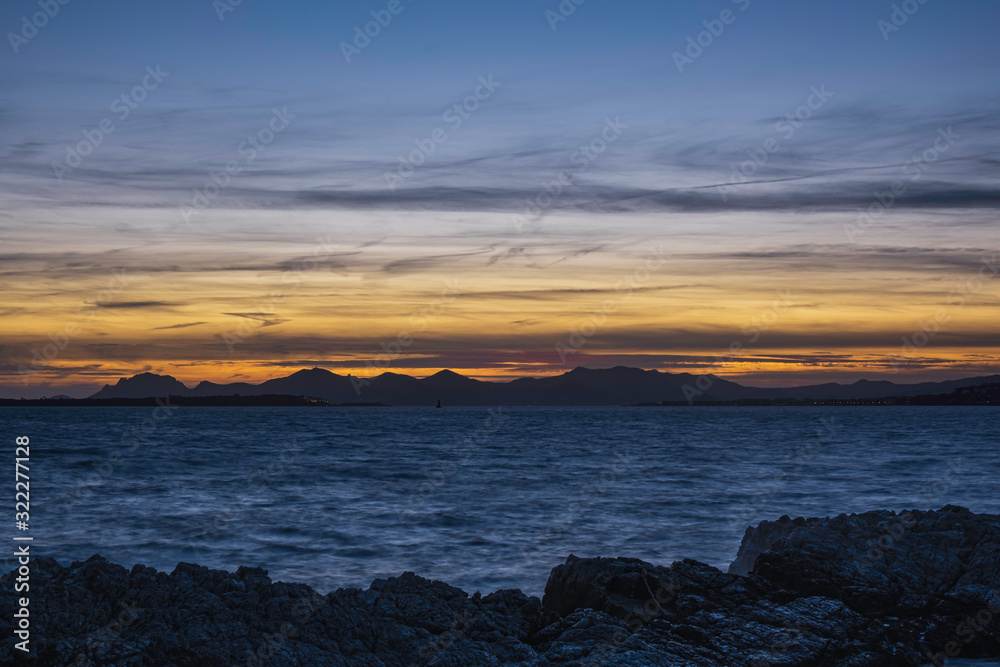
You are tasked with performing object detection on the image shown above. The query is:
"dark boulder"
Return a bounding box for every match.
[733,505,1000,661]
[543,555,892,665]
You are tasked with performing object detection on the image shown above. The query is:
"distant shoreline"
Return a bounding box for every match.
[0,396,995,407]
[0,396,388,407]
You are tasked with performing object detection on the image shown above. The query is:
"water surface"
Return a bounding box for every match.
[1,406,995,595]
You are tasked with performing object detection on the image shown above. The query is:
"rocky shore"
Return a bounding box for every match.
[3,505,998,665]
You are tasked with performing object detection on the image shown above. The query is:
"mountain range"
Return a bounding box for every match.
[89,367,1000,406]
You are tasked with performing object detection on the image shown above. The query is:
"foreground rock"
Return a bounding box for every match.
[731,504,1000,663]
[2,506,997,665]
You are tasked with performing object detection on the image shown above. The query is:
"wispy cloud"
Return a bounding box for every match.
[151,321,207,330]
[100,301,183,310]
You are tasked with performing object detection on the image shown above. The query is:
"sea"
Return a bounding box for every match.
[0,406,996,598]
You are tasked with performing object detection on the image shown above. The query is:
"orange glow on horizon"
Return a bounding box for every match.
[2,210,997,396]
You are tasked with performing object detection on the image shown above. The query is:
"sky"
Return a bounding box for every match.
[1,0,999,397]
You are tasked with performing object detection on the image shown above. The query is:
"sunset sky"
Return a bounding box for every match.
[1,0,999,398]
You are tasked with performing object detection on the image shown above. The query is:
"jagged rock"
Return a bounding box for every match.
[543,556,892,665]
[733,505,1000,662]
[1,507,997,665]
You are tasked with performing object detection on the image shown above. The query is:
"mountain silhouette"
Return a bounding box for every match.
[91,372,190,399]
[89,367,1000,406]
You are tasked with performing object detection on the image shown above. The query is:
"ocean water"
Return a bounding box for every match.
[0,406,996,597]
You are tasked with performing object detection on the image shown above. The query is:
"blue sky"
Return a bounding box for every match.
[4,0,999,202]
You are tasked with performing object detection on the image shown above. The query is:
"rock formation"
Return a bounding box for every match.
[2,506,997,665]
